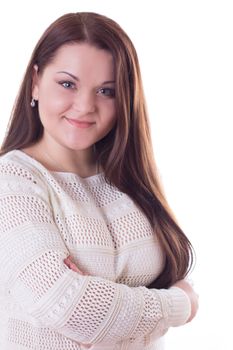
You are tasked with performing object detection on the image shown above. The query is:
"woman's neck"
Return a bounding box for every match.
[21,140,100,177]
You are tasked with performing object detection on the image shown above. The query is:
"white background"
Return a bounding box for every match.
[0,1,232,349]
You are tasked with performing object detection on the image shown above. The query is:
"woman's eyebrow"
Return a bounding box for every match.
[56,71,115,85]
[102,80,115,85]
[57,71,79,81]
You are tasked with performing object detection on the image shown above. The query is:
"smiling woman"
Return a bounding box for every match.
[0,12,198,350]
[25,43,117,175]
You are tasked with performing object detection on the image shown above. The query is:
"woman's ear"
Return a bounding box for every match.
[31,64,39,100]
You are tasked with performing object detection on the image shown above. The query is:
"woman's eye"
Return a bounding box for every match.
[59,81,75,89]
[97,88,115,98]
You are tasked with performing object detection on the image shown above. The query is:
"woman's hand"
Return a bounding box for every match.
[173,279,199,323]
[64,255,85,275]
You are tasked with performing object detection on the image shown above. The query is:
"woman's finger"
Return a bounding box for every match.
[64,256,85,275]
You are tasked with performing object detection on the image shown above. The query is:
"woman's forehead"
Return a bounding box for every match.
[43,43,115,83]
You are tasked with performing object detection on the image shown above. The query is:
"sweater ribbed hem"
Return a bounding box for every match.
[155,286,191,327]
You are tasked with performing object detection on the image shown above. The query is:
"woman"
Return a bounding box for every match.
[0,12,198,349]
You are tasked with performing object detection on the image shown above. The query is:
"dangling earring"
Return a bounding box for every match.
[30,98,36,108]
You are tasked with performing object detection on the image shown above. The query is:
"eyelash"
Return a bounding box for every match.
[59,81,76,89]
[97,88,115,98]
[58,81,115,98]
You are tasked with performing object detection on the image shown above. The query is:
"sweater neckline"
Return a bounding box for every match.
[13,149,105,183]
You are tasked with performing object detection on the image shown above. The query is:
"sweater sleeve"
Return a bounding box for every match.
[0,164,191,345]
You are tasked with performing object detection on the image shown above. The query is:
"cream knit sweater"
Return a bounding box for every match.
[0,150,191,350]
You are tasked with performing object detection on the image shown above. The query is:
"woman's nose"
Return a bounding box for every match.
[72,90,96,114]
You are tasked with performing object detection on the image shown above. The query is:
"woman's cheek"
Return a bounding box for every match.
[41,90,72,116]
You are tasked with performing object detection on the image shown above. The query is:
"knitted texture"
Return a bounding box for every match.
[0,150,191,350]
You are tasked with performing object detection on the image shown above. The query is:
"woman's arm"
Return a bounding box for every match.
[0,168,194,345]
[65,256,199,325]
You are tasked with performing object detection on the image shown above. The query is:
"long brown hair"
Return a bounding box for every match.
[0,12,194,288]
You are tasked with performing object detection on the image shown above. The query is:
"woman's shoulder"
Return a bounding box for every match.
[0,149,48,192]
[0,149,41,178]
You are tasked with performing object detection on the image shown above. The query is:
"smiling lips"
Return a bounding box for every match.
[66,118,95,128]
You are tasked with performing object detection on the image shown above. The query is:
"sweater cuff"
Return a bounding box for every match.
[155,286,191,327]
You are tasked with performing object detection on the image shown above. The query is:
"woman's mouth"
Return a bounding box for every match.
[65,118,95,128]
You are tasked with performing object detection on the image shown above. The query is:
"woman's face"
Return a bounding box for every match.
[32,43,116,152]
